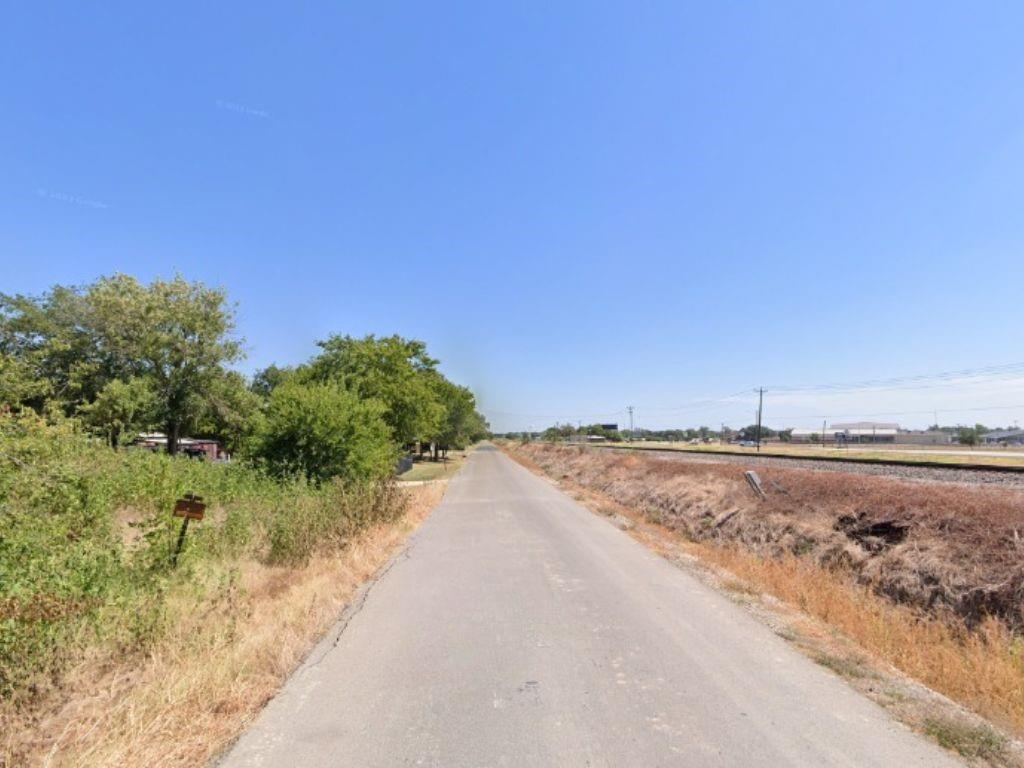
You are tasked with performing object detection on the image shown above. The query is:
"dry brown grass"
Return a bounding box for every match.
[509,443,1024,741]
[518,444,1024,630]
[2,483,445,768]
[692,545,1024,734]
[604,440,1024,468]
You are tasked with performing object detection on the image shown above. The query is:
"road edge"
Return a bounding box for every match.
[210,479,454,766]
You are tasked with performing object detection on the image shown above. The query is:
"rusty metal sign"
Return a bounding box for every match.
[171,493,205,566]
[173,493,206,520]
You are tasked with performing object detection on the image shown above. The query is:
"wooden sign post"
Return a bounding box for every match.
[172,493,206,566]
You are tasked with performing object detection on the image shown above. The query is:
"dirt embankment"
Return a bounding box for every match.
[515,444,1024,631]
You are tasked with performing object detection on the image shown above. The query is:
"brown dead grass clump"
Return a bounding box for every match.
[517,444,1024,631]
[694,545,1024,733]
[1,483,445,768]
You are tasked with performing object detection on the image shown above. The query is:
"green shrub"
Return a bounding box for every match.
[253,381,397,484]
[0,411,403,700]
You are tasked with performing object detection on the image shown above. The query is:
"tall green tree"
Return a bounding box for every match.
[739,424,776,441]
[250,364,293,397]
[86,275,244,454]
[0,275,244,454]
[429,378,488,457]
[305,334,443,446]
[197,370,265,455]
[958,425,982,446]
[0,285,107,411]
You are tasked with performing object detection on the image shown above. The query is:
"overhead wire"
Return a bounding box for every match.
[487,361,1024,429]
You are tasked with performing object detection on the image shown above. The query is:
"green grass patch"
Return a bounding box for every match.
[812,652,872,680]
[922,717,1007,761]
[398,449,471,482]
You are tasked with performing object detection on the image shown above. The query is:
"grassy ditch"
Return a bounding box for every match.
[512,443,1024,737]
[694,546,1024,737]
[1,411,440,766]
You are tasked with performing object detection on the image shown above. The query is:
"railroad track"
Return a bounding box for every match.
[588,443,1024,488]
[594,443,1024,473]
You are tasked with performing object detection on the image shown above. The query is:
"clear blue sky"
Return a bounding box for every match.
[3,2,1023,432]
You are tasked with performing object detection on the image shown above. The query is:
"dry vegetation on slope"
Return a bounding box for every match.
[512,443,1024,739]
[518,444,1024,630]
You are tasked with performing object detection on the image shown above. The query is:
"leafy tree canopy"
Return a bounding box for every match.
[78,377,158,447]
[304,334,444,445]
[1,277,489,478]
[0,274,244,453]
[738,424,776,441]
[254,380,396,483]
[250,364,293,398]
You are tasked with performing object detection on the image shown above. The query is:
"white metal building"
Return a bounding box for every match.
[790,422,899,444]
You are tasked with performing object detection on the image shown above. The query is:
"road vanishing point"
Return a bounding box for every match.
[221,445,962,767]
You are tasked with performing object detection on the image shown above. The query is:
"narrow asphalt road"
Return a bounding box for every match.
[221,446,961,767]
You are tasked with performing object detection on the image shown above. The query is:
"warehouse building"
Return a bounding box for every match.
[897,429,953,445]
[790,421,899,444]
[982,429,1024,446]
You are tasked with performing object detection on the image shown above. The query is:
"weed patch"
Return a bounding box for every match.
[0,412,421,765]
[923,717,1008,761]
[812,652,872,680]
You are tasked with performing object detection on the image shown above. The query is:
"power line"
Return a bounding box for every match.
[755,387,764,451]
[635,364,1024,428]
[485,408,626,419]
[487,361,1024,430]
[761,402,1024,422]
[767,362,1024,394]
[633,389,758,413]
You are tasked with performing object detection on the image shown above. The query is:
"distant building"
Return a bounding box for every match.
[790,428,827,443]
[134,433,224,460]
[982,429,1024,446]
[790,422,898,444]
[898,430,952,445]
[829,422,898,444]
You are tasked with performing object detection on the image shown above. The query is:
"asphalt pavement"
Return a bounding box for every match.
[220,445,962,767]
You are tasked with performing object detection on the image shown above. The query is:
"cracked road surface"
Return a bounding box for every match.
[220,446,962,767]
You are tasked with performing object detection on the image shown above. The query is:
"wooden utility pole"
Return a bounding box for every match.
[755,388,764,452]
